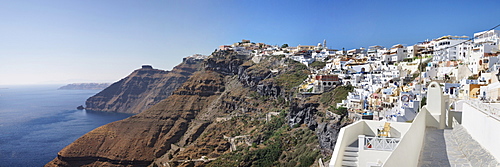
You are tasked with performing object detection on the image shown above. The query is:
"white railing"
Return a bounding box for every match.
[466,100,500,121]
[361,136,401,151]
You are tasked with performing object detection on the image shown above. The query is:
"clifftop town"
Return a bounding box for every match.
[47,28,500,166]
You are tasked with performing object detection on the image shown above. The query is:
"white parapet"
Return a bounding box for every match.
[329,120,412,167]
[462,101,500,161]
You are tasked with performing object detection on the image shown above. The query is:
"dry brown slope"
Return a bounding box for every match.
[46,70,225,167]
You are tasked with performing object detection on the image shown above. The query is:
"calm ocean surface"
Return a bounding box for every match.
[0,85,132,167]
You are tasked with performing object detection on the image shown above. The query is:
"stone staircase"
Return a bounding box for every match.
[342,140,359,167]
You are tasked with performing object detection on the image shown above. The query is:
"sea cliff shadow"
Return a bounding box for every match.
[83,110,134,121]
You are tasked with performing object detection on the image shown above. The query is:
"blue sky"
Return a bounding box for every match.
[1,0,499,85]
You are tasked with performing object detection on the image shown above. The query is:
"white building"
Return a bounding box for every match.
[290,55,314,66]
[467,30,500,74]
[415,40,435,58]
[312,49,336,62]
[432,36,469,61]
[346,48,367,58]
[367,45,386,61]
[405,45,417,60]
[474,30,500,44]
[388,44,406,63]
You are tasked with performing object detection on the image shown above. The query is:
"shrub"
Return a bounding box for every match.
[309,61,327,70]
[320,85,354,106]
[298,151,318,167]
[275,69,308,90]
[421,96,427,108]
[330,106,348,116]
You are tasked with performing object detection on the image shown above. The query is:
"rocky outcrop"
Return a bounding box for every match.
[205,50,284,99]
[84,57,203,114]
[287,101,319,130]
[316,121,344,155]
[287,99,349,156]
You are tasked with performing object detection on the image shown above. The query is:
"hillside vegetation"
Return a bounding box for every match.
[47,50,353,167]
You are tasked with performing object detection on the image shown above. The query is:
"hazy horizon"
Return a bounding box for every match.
[2,0,499,85]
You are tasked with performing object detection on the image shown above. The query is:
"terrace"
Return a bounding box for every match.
[330,120,410,166]
[330,82,500,166]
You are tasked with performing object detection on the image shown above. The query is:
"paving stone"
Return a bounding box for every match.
[418,124,499,167]
[451,124,499,167]
[418,127,470,167]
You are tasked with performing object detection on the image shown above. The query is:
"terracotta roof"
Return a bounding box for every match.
[484,53,497,57]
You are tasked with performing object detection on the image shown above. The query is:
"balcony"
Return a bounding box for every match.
[362,136,401,151]
[329,120,412,167]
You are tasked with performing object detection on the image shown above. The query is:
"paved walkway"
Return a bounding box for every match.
[418,125,500,167]
[419,127,466,167]
[451,125,500,167]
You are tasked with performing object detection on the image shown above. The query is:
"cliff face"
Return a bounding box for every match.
[47,70,225,166]
[287,98,351,156]
[47,51,348,167]
[46,51,248,166]
[84,58,203,114]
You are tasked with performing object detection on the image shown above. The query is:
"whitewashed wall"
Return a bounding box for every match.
[462,102,500,161]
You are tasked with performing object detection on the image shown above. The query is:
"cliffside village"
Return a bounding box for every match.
[212,29,500,123]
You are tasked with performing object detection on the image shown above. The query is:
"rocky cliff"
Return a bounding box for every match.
[287,96,352,156]
[84,57,203,114]
[47,51,350,167]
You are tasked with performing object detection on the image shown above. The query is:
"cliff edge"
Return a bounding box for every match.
[46,51,349,167]
[84,56,204,114]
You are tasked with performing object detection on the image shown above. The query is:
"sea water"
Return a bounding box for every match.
[0,85,132,167]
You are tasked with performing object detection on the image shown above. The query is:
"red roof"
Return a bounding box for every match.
[315,75,339,81]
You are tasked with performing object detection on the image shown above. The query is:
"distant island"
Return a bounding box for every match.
[58,83,111,90]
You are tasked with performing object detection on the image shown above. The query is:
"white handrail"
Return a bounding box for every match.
[363,136,401,151]
[466,100,500,121]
